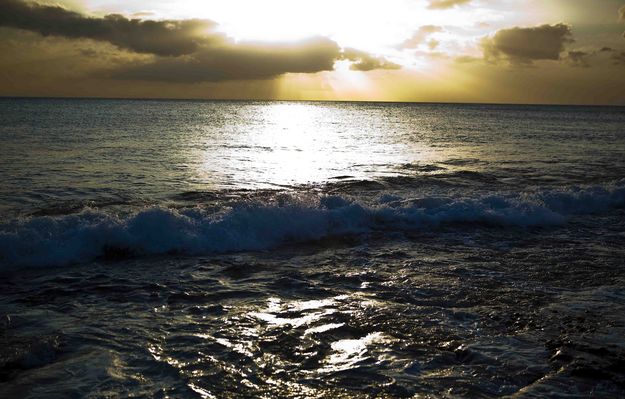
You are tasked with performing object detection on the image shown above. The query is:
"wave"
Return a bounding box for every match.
[1,182,624,269]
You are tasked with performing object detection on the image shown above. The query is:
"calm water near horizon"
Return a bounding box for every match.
[1,98,625,397]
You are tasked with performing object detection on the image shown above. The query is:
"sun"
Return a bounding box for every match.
[130,0,426,52]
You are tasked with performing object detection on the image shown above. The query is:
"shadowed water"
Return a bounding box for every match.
[1,99,624,397]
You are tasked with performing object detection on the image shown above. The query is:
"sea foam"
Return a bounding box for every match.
[1,182,623,269]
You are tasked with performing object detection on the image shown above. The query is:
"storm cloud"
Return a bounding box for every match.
[481,23,574,64]
[428,0,471,10]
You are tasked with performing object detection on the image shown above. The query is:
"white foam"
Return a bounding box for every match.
[1,182,623,269]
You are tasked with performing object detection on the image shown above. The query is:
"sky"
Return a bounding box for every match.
[0,0,624,104]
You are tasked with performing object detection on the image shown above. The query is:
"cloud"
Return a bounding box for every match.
[0,0,397,82]
[108,37,341,82]
[567,51,590,67]
[428,0,471,9]
[613,51,625,65]
[399,25,443,49]
[131,11,156,18]
[111,42,401,83]
[455,55,481,64]
[618,6,625,37]
[481,23,574,64]
[559,46,625,68]
[595,47,625,66]
[341,48,401,71]
[0,0,218,56]
[107,41,400,83]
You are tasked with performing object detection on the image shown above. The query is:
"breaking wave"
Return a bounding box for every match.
[1,182,623,269]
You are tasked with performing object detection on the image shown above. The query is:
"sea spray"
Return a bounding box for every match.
[2,182,624,269]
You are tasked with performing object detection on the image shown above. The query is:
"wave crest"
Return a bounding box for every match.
[1,182,623,269]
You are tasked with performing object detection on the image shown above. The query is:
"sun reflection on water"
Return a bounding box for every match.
[249,296,343,328]
[322,332,389,373]
[247,294,391,375]
[147,290,393,396]
[194,102,422,189]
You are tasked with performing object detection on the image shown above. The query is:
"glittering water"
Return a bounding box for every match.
[1,99,624,397]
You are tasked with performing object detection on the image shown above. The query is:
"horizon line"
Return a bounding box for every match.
[1,95,624,108]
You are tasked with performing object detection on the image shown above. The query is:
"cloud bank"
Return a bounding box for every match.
[110,37,341,82]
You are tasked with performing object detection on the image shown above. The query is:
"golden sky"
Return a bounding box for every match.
[1,0,624,104]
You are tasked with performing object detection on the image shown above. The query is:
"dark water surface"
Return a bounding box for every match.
[1,99,624,397]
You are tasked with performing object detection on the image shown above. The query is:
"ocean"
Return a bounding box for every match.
[1,98,624,397]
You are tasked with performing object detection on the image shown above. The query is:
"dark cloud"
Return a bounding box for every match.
[561,46,625,68]
[593,46,625,65]
[341,48,400,71]
[481,24,574,64]
[109,37,341,82]
[428,0,471,10]
[79,48,99,58]
[109,41,401,83]
[0,0,218,56]
[399,25,443,49]
[567,51,590,67]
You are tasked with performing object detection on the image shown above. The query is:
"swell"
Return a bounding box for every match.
[1,182,624,269]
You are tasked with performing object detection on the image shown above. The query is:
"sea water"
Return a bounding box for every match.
[1,98,624,397]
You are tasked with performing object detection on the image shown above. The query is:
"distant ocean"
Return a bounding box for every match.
[1,98,624,397]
